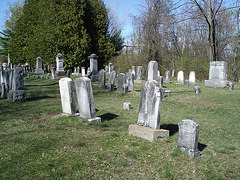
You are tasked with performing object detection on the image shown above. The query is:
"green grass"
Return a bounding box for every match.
[0,73,239,179]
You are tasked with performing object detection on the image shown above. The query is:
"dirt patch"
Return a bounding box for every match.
[28,113,69,121]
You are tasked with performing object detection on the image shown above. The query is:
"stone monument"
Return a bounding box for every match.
[147,61,158,82]
[117,73,125,90]
[89,54,99,81]
[164,70,170,83]
[126,71,134,92]
[205,61,230,88]
[177,71,184,83]
[35,57,44,74]
[98,69,106,89]
[189,71,196,84]
[56,53,66,76]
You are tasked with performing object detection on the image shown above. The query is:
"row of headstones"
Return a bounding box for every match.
[163,70,196,84]
[0,65,26,102]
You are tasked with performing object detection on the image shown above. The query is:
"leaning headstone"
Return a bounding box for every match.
[184,80,189,87]
[176,119,200,158]
[136,66,143,83]
[123,102,131,110]
[164,70,170,83]
[81,67,86,77]
[147,61,158,82]
[228,82,234,90]
[74,77,101,123]
[59,77,76,115]
[107,71,117,92]
[122,84,128,94]
[189,71,196,84]
[205,61,230,88]
[126,71,134,92]
[89,54,99,80]
[51,67,57,80]
[98,69,106,89]
[35,57,44,74]
[177,71,184,83]
[194,86,201,93]
[117,73,125,90]
[56,53,66,76]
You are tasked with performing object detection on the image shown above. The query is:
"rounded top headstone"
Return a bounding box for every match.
[56,53,64,58]
[89,54,98,59]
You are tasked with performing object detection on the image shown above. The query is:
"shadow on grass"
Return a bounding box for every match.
[198,142,207,151]
[25,82,59,87]
[26,96,56,101]
[160,124,178,136]
[99,113,118,122]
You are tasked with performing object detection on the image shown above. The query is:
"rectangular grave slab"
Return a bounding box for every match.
[7,90,26,102]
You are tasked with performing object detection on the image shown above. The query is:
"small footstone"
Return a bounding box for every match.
[194,86,201,93]
[129,124,169,142]
[228,82,234,90]
[88,117,101,123]
[123,102,131,110]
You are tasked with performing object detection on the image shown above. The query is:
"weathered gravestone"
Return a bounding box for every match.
[87,67,91,76]
[177,71,184,83]
[164,70,170,83]
[122,84,128,94]
[8,67,26,102]
[35,57,44,74]
[205,61,230,88]
[107,71,117,91]
[129,80,169,142]
[176,119,200,158]
[158,76,163,88]
[74,77,101,123]
[184,80,189,87]
[89,54,99,80]
[117,73,125,90]
[194,86,201,93]
[228,82,234,90]
[123,102,131,110]
[51,67,57,80]
[1,83,7,99]
[81,67,86,77]
[59,77,76,115]
[189,71,196,84]
[56,53,66,76]
[2,63,7,70]
[126,71,134,92]
[98,69,106,89]
[66,69,72,78]
[132,66,136,80]
[147,61,158,82]
[1,68,9,92]
[136,66,143,83]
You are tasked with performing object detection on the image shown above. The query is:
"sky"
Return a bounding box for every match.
[0,0,140,42]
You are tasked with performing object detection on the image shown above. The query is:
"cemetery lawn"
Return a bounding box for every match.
[0,74,239,179]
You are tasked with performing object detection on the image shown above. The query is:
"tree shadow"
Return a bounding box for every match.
[198,142,207,151]
[25,82,59,87]
[99,113,118,122]
[160,124,179,136]
[26,96,55,101]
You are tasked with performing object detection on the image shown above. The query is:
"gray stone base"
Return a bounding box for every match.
[129,124,169,142]
[88,117,101,123]
[175,146,200,158]
[7,90,26,102]
[35,69,44,74]
[205,79,230,88]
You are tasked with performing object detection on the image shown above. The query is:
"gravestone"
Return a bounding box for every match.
[126,71,134,92]
[117,73,125,90]
[147,61,158,82]
[46,73,50,79]
[194,86,201,93]
[176,119,200,158]
[205,61,230,88]
[159,76,163,88]
[107,71,117,92]
[172,69,175,77]
[81,67,85,77]
[109,63,113,73]
[98,69,106,89]
[1,69,9,91]
[122,84,128,94]
[77,67,80,74]
[59,77,76,115]
[51,67,57,80]
[164,70,170,83]
[132,66,136,80]
[87,67,91,76]
[2,63,7,70]
[184,80,189,87]
[89,54,99,80]
[1,83,7,98]
[105,66,108,74]
[66,69,72,78]
[123,102,131,110]
[177,71,184,83]
[8,69,14,90]
[35,57,44,74]
[56,53,66,76]
[136,66,143,83]
[27,74,30,77]
[228,82,234,90]
[189,71,196,84]
[74,77,101,123]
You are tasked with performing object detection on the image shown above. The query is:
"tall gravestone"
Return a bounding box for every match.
[98,69,106,89]
[176,119,200,158]
[126,71,134,92]
[189,71,196,84]
[132,66,136,80]
[59,77,76,115]
[164,70,170,83]
[7,67,26,102]
[147,61,158,82]
[74,77,101,123]
[35,57,44,74]
[107,71,117,91]
[89,54,99,81]
[205,61,230,88]
[136,66,143,83]
[117,73,125,90]
[56,53,65,76]
[51,67,57,80]
[81,67,85,77]
[177,71,184,83]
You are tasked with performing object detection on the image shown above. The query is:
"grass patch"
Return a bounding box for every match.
[0,73,239,179]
